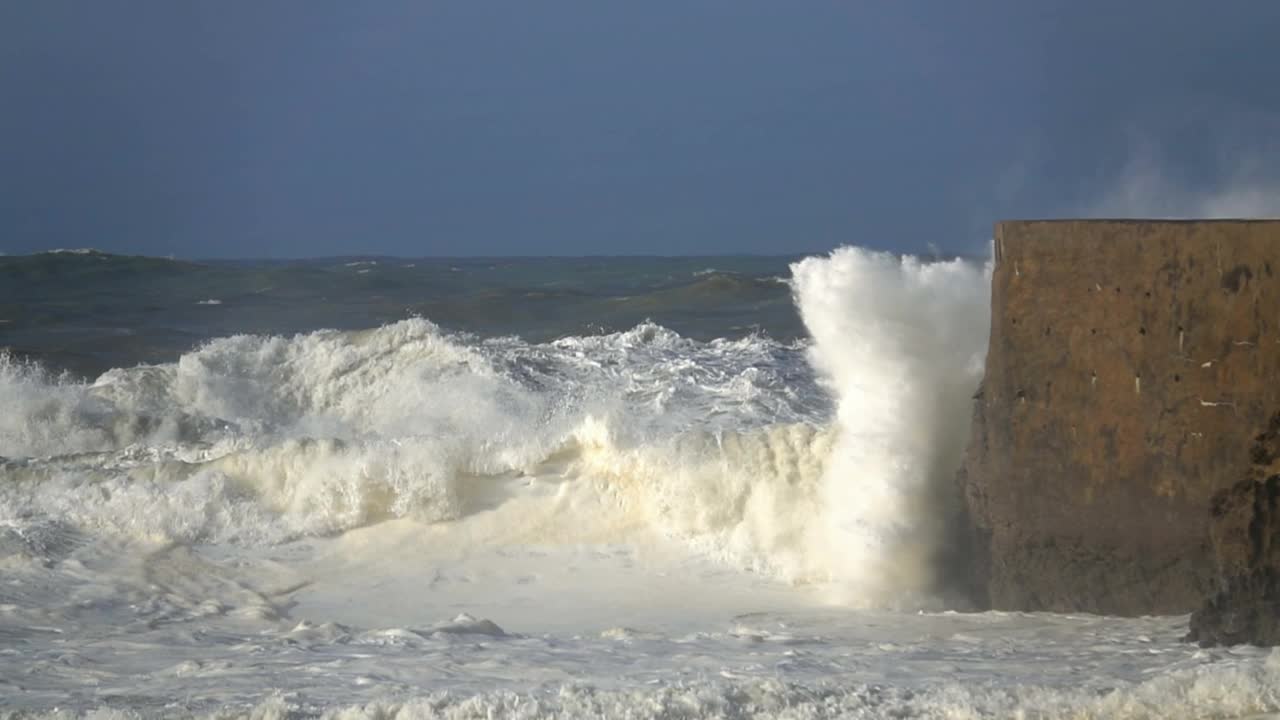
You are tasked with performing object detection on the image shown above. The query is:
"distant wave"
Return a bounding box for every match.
[0,249,198,276]
[607,272,786,311]
[39,247,107,255]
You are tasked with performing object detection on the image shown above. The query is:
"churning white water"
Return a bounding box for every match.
[1,247,1277,718]
[792,249,991,606]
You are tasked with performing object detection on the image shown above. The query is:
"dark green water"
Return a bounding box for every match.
[0,251,803,378]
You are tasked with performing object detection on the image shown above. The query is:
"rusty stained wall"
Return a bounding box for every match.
[960,220,1280,615]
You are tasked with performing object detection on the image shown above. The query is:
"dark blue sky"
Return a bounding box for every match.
[4,2,1280,257]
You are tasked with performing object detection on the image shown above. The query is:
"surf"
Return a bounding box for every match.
[0,248,994,606]
[6,248,1280,719]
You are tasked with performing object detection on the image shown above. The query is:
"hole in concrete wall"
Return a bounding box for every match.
[1177,325,1184,333]
[1090,328,1097,335]
[1045,326,1052,336]
[1115,287,1121,294]
[1011,318,1018,325]
[1222,265,1254,293]
[1144,291,1152,298]
[1016,390,1026,401]
[1139,327,1146,335]
[1174,374,1181,382]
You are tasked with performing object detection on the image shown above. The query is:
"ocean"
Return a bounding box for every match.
[1,248,1276,718]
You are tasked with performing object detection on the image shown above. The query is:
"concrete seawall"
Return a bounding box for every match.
[959,219,1280,615]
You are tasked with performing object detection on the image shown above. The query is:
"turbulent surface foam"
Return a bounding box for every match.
[175,652,1280,719]
[3,600,1277,718]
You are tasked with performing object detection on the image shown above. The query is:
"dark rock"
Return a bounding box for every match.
[1186,415,1280,646]
[958,220,1280,615]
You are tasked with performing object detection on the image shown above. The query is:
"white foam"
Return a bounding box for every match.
[0,355,135,457]
[3,601,1275,718]
[249,650,1280,718]
[216,651,1280,719]
[0,319,833,562]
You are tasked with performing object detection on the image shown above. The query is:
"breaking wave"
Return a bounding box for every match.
[0,247,990,605]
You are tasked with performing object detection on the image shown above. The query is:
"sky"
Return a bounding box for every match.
[4,2,1280,258]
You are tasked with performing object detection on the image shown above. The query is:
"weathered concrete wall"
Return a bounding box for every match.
[959,219,1280,615]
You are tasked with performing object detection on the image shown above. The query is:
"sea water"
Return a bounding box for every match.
[0,248,1276,718]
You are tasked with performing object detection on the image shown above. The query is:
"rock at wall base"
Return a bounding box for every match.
[1186,415,1280,647]
[1186,572,1280,647]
